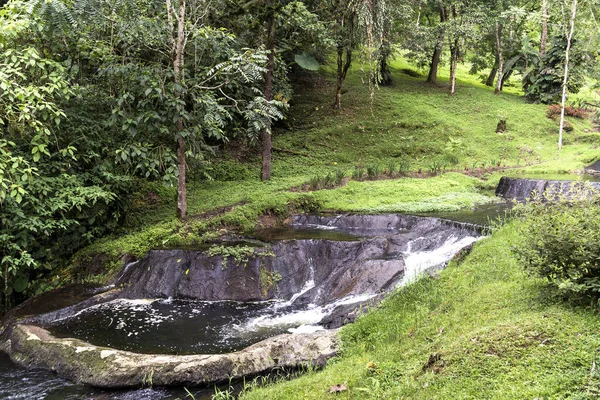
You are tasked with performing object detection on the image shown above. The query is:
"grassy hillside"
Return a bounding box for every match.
[62,57,598,284]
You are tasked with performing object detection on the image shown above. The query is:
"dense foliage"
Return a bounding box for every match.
[523,36,593,103]
[1,0,600,311]
[514,191,600,301]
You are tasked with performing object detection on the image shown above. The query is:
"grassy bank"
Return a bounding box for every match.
[62,56,599,284]
[239,221,600,399]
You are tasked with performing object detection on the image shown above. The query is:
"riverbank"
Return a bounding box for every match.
[239,220,600,399]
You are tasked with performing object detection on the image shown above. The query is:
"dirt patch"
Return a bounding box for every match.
[422,352,445,374]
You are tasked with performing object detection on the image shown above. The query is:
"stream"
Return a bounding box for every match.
[0,205,508,399]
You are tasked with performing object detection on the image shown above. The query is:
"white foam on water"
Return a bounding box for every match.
[288,324,325,334]
[293,223,338,231]
[275,259,316,309]
[330,293,376,306]
[232,293,377,334]
[238,305,327,330]
[399,235,480,285]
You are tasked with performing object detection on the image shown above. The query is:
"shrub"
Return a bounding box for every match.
[513,191,600,300]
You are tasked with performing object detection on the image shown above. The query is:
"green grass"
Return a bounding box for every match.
[67,55,599,284]
[239,222,600,399]
[313,173,492,213]
[270,57,598,179]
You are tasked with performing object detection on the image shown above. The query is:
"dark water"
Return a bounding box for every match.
[49,298,317,355]
[415,202,513,226]
[0,352,217,400]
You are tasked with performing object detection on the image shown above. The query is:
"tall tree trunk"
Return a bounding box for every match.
[261,13,275,181]
[449,39,458,95]
[167,0,187,218]
[427,44,443,84]
[540,0,549,56]
[378,38,393,86]
[494,22,504,94]
[486,57,498,87]
[558,0,577,151]
[427,7,447,84]
[334,47,352,109]
[176,133,187,218]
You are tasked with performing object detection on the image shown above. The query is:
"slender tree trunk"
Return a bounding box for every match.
[176,133,187,218]
[449,39,458,95]
[495,22,504,94]
[486,57,498,87]
[427,7,447,84]
[378,38,393,86]
[540,0,549,56]
[260,13,275,181]
[558,0,577,150]
[168,0,187,218]
[334,47,352,109]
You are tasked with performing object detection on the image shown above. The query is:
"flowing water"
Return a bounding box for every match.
[1,209,502,398]
[48,294,373,355]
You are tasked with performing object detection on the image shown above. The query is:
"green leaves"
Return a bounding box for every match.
[294,52,320,71]
[514,191,600,300]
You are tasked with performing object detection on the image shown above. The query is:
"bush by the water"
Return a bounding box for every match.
[514,193,600,300]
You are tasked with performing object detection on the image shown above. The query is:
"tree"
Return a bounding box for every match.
[558,0,577,150]
[540,0,548,55]
[320,0,387,108]
[73,0,286,217]
[428,4,448,83]
[0,1,124,311]
[222,0,329,180]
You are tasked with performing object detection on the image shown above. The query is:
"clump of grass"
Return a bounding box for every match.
[308,175,321,190]
[428,160,445,175]
[306,169,346,190]
[352,166,365,180]
[366,164,381,179]
[386,161,396,176]
[398,160,411,176]
[333,168,346,185]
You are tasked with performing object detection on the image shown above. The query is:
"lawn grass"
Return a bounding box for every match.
[239,221,600,400]
[67,55,599,284]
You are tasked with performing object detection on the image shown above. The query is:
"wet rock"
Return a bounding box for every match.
[495,176,600,202]
[1,213,483,389]
[4,324,338,388]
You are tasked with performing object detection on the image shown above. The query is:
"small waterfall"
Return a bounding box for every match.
[399,235,480,285]
[39,213,484,356]
[278,258,316,308]
[114,260,139,284]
